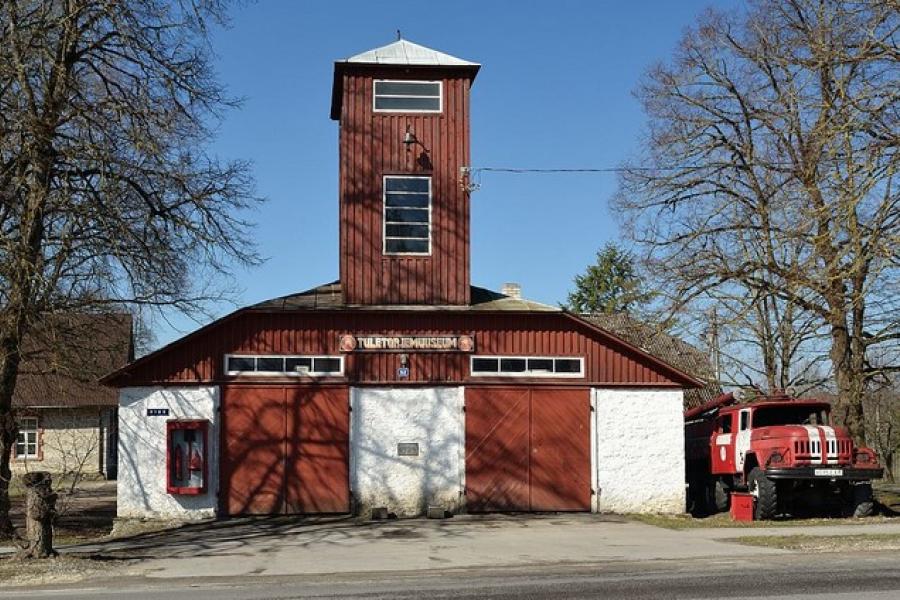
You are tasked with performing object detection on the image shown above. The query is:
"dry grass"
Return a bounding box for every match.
[731,533,900,552]
[874,486,900,513]
[0,554,137,588]
[628,512,895,530]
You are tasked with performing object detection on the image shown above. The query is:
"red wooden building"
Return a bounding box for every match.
[106,39,701,520]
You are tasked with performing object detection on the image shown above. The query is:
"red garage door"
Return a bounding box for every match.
[221,385,350,516]
[465,387,591,512]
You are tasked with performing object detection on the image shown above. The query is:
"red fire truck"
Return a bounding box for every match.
[685,392,883,519]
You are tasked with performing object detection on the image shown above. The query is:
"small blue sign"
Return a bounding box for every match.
[146,408,170,417]
[397,367,410,378]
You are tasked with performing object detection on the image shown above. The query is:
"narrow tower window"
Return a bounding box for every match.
[374,80,442,112]
[384,176,431,255]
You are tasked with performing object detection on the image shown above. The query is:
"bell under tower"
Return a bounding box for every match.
[331,39,480,305]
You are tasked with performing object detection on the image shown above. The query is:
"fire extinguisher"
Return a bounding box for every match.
[173,443,185,483]
[189,443,204,488]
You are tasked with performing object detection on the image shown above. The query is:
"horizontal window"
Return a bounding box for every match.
[385,208,428,223]
[386,224,429,238]
[225,355,343,377]
[385,192,429,208]
[470,356,585,378]
[385,239,429,253]
[374,80,441,113]
[385,177,430,193]
[384,176,431,255]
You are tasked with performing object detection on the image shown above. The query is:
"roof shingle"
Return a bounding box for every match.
[13,313,133,409]
[579,313,721,409]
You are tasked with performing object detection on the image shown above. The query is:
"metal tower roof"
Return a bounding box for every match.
[339,38,479,67]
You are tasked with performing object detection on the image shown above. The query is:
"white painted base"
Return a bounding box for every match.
[350,387,464,517]
[593,388,685,514]
[117,386,219,519]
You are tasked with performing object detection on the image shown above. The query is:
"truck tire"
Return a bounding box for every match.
[845,483,875,518]
[748,467,777,520]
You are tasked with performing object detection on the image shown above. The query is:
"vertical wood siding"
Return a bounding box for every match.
[339,68,472,305]
[117,311,681,387]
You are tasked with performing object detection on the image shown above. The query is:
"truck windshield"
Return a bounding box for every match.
[753,406,829,428]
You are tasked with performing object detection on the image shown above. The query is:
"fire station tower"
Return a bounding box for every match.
[330,39,480,306]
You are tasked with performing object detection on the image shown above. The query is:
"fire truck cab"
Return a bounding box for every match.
[686,393,883,519]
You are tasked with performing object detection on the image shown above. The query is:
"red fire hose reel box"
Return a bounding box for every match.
[166,420,209,495]
[730,492,754,521]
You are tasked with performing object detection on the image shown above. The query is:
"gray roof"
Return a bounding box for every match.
[580,313,722,409]
[250,281,559,313]
[340,39,479,67]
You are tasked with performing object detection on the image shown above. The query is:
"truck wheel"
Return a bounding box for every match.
[748,467,777,520]
[845,483,875,518]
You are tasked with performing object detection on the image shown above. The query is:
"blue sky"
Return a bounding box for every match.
[151,0,740,350]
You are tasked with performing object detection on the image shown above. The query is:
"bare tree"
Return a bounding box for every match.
[0,0,261,539]
[615,0,899,441]
[702,285,829,393]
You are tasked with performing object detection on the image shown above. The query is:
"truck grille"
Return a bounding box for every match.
[794,439,851,457]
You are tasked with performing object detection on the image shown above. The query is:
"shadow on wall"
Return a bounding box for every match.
[351,387,462,517]
[118,387,217,516]
[464,387,592,513]
[220,383,349,517]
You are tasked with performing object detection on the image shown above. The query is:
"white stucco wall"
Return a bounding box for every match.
[594,388,685,514]
[351,387,464,517]
[117,386,219,519]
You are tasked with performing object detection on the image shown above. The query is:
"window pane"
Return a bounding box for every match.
[528,358,554,372]
[500,358,527,372]
[472,358,499,373]
[285,357,313,373]
[385,208,428,224]
[227,356,255,372]
[554,359,581,373]
[386,224,429,238]
[375,96,440,111]
[256,357,284,372]
[385,192,429,208]
[16,442,25,455]
[313,357,341,373]
[385,178,430,193]
[386,239,429,253]
[375,81,440,97]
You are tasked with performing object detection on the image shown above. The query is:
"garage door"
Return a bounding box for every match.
[465,387,590,512]
[221,385,350,516]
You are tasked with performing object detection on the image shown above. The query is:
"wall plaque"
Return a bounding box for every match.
[146,408,170,417]
[339,334,474,353]
[397,443,420,457]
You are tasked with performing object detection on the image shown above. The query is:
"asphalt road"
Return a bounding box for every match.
[3,552,899,600]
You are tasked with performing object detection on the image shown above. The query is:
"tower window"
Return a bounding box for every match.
[384,176,431,255]
[374,80,442,112]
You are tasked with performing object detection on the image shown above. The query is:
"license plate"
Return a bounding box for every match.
[814,468,843,477]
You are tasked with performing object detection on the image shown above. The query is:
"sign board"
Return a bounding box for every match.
[146,408,170,417]
[397,443,419,457]
[339,334,474,353]
[397,366,410,378]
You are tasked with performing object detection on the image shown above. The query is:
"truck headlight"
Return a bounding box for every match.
[855,451,871,464]
[768,452,784,465]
